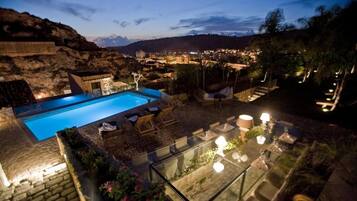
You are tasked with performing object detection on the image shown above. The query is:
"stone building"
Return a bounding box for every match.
[68,71,113,96]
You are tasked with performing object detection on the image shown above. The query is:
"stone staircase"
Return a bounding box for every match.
[248,86,272,102]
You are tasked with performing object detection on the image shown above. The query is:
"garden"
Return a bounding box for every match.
[58,128,165,201]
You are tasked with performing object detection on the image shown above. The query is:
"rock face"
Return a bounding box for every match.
[0,47,131,96]
[0,8,99,51]
[0,8,135,97]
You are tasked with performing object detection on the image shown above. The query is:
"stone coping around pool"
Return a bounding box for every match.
[57,131,103,201]
[16,89,160,118]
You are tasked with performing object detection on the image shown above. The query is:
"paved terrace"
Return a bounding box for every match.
[0,99,355,200]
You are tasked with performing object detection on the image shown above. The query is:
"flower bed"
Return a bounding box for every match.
[57,128,165,201]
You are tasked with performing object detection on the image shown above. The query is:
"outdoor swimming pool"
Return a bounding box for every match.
[22,91,157,141]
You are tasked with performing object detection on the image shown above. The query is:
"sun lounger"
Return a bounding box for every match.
[134,114,156,135]
[155,106,177,127]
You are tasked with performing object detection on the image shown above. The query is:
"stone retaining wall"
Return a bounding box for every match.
[0,163,78,201]
[57,133,102,201]
[0,42,56,57]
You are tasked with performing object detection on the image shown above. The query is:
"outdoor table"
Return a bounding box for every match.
[278,132,297,144]
[197,130,218,141]
[215,123,235,133]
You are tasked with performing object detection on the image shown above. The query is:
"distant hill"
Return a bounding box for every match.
[88,35,138,47]
[0,8,99,51]
[112,34,258,55]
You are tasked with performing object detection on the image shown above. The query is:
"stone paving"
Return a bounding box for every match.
[0,163,78,201]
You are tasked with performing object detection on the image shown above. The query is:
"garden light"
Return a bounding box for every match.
[256,135,266,145]
[213,161,224,173]
[260,113,270,124]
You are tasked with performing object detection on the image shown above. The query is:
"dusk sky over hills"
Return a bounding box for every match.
[0,0,349,41]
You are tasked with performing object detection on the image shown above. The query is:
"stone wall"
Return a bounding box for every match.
[0,42,56,57]
[0,163,79,201]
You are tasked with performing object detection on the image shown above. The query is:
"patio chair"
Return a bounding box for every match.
[209,122,220,130]
[175,136,189,152]
[163,158,178,180]
[155,145,172,161]
[192,128,204,137]
[155,106,177,127]
[132,152,149,167]
[226,116,236,124]
[134,114,156,135]
[254,181,279,201]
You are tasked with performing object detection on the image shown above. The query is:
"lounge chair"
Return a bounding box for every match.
[98,121,122,140]
[155,106,177,127]
[175,136,189,152]
[134,114,156,135]
[155,145,172,161]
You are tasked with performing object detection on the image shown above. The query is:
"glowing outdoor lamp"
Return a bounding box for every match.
[256,135,266,145]
[237,114,254,129]
[333,83,337,86]
[326,98,331,101]
[260,113,270,124]
[329,89,334,93]
[215,136,228,156]
[213,161,224,173]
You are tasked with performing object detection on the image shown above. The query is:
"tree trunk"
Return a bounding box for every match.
[331,69,348,111]
[233,71,239,91]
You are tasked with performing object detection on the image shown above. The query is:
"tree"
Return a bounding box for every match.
[252,9,296,89]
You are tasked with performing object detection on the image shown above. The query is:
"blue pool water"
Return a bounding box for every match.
[22,91,157,141]
[14,93,94,116]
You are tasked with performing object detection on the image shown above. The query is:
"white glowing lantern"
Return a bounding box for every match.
[256,135,266,145]
[213,161,224,173]
[240,154,248,162]
[215,136,228,156]
[232,152,240,160]
[333,83,337,86]
[260,113,270,124]
[329,89,334,93]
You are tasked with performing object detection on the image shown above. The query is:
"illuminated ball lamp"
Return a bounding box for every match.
[328,89,334,93]
[213,161,224,173]
[256,135,266,144]
[215,136,228,156]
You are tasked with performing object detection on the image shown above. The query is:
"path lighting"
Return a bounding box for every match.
[260,113,270,124]
[326,98,331,101]
[329,89,334,93]
[213,161,224,173]
[322,108,329,112]
[257,135,266,145]
[215,136,228,156]
[333,83,337,86]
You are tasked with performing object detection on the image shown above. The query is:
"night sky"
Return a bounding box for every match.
[0,0,350,40]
